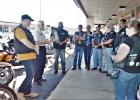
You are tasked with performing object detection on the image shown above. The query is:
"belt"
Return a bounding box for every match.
[104,44,113,48]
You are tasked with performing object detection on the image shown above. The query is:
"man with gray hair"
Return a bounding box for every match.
[100,23,116,75]
[33,20,50,85]
[14,14,39,100]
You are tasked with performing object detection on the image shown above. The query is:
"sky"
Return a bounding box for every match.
[0,0,86,28]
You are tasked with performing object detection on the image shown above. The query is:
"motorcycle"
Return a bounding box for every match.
[0,39,21,66]
[0,62,18,100]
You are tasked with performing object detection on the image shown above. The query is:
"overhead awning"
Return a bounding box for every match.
[74,0,140,24]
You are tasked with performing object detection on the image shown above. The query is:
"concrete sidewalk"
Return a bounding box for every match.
[47,70,114,100]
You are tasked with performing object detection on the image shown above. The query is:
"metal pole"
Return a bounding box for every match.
[40,0,42,19]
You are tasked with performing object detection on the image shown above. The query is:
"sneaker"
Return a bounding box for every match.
[71,67,76,70]
[99,69,102,72]
[54,70,58,74]
[85,65,88,69]
[91,68,97,70]
[16,93,25,100]
[33,81,42,86]
[62,70,66,74]
[24,92,39,98]
[106,73,111,76]
[87,67,90,71]
[101,71,108,73]
[40,78,47,82]
[78,67,81,70]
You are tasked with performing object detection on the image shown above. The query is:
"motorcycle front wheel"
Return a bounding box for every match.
[0,84,17,100]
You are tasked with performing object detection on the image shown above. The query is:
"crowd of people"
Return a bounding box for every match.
[14,14,69,100]
[71,19,140,100]
[13,14,140,100]
[72,20,117,75]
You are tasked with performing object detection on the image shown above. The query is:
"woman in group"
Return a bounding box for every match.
[112,20,140,100]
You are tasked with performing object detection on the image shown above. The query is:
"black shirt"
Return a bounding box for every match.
[51,28,69,49]
[92,31,103,48]
[103,30,116,48]
[122,35,140,73]
[123,37,133,49]
[113,28,128,49]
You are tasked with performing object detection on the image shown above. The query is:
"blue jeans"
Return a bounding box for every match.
[114,69,140,100]
[18,59,35,94]
[84,45,92,68]
[34,46,47,81]
[54,49,65,72]
[102,48,113,73]
[92,48,102,69]
[73,46,84,68]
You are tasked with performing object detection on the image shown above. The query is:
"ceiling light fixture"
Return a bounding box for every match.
[112,14,117,19]
[119,6,126,11]
[108,18,112,21]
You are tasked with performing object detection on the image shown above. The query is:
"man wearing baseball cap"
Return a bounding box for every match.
[14,14,39,100]
[21,14,34,21]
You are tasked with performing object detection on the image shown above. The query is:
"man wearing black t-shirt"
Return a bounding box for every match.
[50,22,69,74]
[113,19,128,50]
[100,23,116,75]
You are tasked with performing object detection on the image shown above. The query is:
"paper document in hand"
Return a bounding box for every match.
[51,27,60,43]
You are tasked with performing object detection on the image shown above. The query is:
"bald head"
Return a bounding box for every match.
[58,22,63,29]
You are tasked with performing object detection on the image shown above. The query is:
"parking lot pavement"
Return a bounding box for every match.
[10,55,73,100]
[47,69,114,100]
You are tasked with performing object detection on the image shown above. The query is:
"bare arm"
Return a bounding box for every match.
[59,38,69,45]
[15,28,36,49]
[100,39,113,48]
[80,34,86,40]
[112,43,130,62]
[50,35,56,42]
[34,30,50,45]
[15,28,39,55]
[65,38,69,43]
[102,39,113,45]
[36,39,50,45]
[20,39,39,55]
[20,39,35,49]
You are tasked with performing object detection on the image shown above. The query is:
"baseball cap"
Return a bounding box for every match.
[21,14,34,21]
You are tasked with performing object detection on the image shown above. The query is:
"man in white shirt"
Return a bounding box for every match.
[33,20,50,86]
